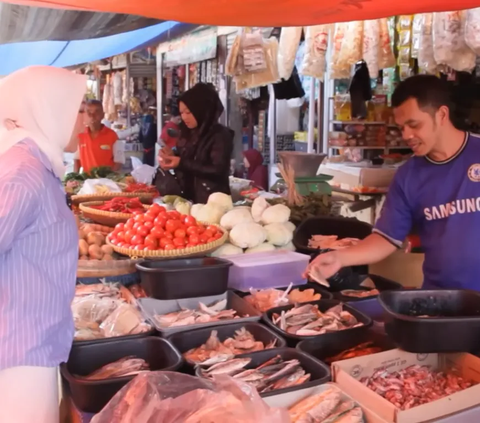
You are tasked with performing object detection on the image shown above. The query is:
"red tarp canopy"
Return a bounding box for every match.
[4,0,480,26]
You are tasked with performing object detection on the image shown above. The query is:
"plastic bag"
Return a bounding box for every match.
[433,11,475,72]
[77,178,122,195]
[91,372,290,423]
[278,27,303,80]
[330,23,349,79]
[113,72,123,106]
[411,14,423,58]
[465,8,480,55]
[332,21,362,79]
[362,20,380,78]
[132,164,156,185]
[300,25,329,80]
[377,18,396,70]
[418,14,437,74]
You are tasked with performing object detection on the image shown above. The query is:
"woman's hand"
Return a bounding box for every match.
[159,155,180,170]
[161,145,173,156]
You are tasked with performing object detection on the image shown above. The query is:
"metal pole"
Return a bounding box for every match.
[317,81,324,154]
[156,51,164,133]
[270,91,276,167]
[126,54,131,128]
[307,77,315,153]
[185,64,190,90]
[322,33,334,156]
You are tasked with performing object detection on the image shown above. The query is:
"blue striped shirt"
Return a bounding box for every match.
[0,139,77,369]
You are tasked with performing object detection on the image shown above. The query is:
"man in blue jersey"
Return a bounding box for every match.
[306,75,480,290]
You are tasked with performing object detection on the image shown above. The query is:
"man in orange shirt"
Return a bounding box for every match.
[74,100,123,173]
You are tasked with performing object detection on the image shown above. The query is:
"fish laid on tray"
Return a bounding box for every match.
[72,282,151,341]
[78,356,150,381]
[289,386,364,423]
[361,365,476,410]
[340,289,380,298]
[200,355,311,394]
[308,235,360,250]
[272,304,363,336]
[184,327,277,365]
[154,299,244,328]
[325,342,383,364]
[245,283,322,312]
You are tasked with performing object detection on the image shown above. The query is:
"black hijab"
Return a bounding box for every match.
[178,83,224,140]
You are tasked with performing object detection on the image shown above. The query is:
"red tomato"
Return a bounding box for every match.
[131,235,145,246]
[164,232,174,240]
[207,237,216,243]
[213,232,223,240]
[123,244,132,249]
[200,234,210,244]
[144,221,154,230]
[173,237,186,248]
[133,222,143,230]
[134,244,145,251]
[136,225,150,238]
[144,246,155,251]
[116,231,125,241]
[165,219,181,233]
[117,242,125,248]
[151,226,165,239]
[203,230,214,239]
[167,210,181,220]
[143,212,156,223]
[135,214,146,223]
[174,228,186,238]
[164,244,176,251]
[115,223,125,232]
[206,225,218,234]
[188,234,200,245]
[132,210,144,216]
[125,219,135,230]
[159,237,171,248]
[124,230,135,244]
[145,235,158,248]
[197,225,206,234]
[185,243,197,248]
[154,215,168,228]
[184,215,197,227]
[186,226,200,236]
[149,203,163,215]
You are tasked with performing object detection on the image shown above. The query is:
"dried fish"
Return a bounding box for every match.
[289,388,342,422]
[184,328,277,365]
[340,289,380,298]
[325,342,384,364]
[272,304,362,336]
[78,356,149,381]
[361,365,476,410]
[154,299,242,329]
[201,355,311,394]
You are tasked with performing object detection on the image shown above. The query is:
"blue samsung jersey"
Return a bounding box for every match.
[375,132,480,290]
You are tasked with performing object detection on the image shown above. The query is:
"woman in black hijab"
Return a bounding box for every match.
[159,83,234,204]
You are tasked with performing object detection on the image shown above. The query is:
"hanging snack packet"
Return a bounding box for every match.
[411,14,423,58]
[377,18,396,70]
[278,27,303,80]
[335,21,363,78]
[418,13,437,74]
[362,20,380,78]
[300,25,330,80]
[465,8,480,55]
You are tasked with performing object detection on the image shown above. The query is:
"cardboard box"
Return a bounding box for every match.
[319,163,398,189]
[332,349,480,423]
[263,382,387,423]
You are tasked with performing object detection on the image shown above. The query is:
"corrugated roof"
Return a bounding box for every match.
[0,3,161,43]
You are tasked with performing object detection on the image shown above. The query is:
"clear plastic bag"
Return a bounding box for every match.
[300,25,330,80]
[91,372,290,423]
[362,20,380,78]
[330,23,349,79]
[378,18,396,70]
[77,179,122,195]
[433,11,475,72]
[411,14,423,58]
[465,8,480,55]
[333,21,363,79]
[278,27,303,80]
[418,13,437,74]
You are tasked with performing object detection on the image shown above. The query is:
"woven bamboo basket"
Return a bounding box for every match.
[79,201,149,227]
[76,258,141,278]
[106,224,228,259]
[72,191,155,205]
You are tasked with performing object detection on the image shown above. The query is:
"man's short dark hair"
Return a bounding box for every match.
[87,99,103,111]
[392,75,452,116]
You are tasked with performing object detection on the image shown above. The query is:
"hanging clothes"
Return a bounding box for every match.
[348,61,372,119]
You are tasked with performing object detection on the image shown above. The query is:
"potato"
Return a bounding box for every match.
[78,229,86,240]
[82,224,94,234]
[79,255,89,261]
[88,244,103,260]
[87,232,105,247]
[75,215,80,229]
[101,245,114,255]
[78,239,89,256]
[102,254,114,261]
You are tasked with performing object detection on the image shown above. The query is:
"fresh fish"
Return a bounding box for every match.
[321,400,356,423]
[332,407,363,423]
[79,356,150,381]
[289,388,342,422]
[262,359,300,383]
[197,354,234,367]
[203,358,251,375]
[233,369,265,382]
[296,328,326,336]
[270,369,309,390]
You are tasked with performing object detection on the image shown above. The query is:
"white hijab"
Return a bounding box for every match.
[0,66,86,178]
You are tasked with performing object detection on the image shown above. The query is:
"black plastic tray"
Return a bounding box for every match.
[196,347,331,397]
[136,257,232,300]
[263,299,373,347]
[165,322,287,367]
[331,274,403,301]
[349,298,385,323]
[296,329,396,365]
[379,290,480,353]
[73,328,156,347]
[61,336,182,413]
[293,216,372,256]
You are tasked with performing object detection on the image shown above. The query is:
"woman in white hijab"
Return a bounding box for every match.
[0,66,86,423]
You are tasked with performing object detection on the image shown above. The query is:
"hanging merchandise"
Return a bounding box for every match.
[433,11,476,73]
[418,13,437,74]
[349,61,372,119]
[334,21,363,79]
[411,14,422,59]
[102,75,112,116]
[362,20,380,78]
[113,72,123,106]
[278,27,303,80]
[242,31,268,73]
[377,18,396,70]
[397,15,413,80]
[465,8,480,56]
[300,25,329,80]
[330,23,349,79]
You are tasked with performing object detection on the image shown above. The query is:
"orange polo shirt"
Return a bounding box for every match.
[78,125,118,173]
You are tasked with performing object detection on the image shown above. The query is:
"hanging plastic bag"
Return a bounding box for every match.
[278,27,303,80]
[465,8,480,55]
[362,20,380,78]
[411,14,423,58]
[330,23,349,79]
[77,179,122,195]
[377,18,396,70]
[433,11,475,72]
[91,372,290,423]
[333,21,363,79]
[131,164,156,185]
[300,25,330,80]
[113,72,123,106]
[418,14,437,74]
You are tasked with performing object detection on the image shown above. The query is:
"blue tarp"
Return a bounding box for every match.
[0,21,186,75]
